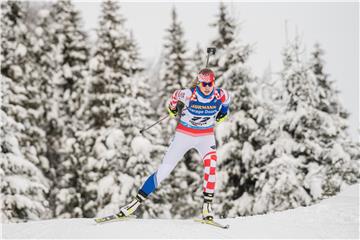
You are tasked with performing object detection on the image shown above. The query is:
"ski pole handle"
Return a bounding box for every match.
[206,47,216,68]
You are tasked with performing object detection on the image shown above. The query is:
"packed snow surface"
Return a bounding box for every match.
[2,184,359,239]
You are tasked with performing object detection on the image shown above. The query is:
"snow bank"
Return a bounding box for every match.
[2,184,358,239]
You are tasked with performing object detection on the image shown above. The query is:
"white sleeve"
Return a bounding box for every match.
[169,89,192,109]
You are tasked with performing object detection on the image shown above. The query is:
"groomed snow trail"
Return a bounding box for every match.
[2,184,359,239]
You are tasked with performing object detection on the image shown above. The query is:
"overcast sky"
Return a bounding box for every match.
[73,1,359,140]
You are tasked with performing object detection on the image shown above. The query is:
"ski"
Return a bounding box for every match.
[194,218,230,229]
[94,213,135,224]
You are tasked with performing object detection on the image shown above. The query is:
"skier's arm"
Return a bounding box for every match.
[167,90,186,118]
[216,89,230,123]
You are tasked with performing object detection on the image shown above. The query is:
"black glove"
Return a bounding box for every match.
[176,101,185,113]
[168,101,185,118]
[216,111,228,123]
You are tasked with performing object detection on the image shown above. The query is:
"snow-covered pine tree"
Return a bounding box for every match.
[86,0,131,128]
[155,6,189,161]
[30,7,56,124]
[157,7,191,117]
[21,1,52,27]
[309,43,354,136]
[79,0,163,218]
[126,31,144,75]
[28,7,62,185]
[47,0,90,218]
[156,6,191,148]
[215,38,252,88]
[0,1,51,222]
[99,76,152,216]
[252,37,359,216]
[0,109,50,223]
[51,0,89,129]
[1,0,49,174]
[210,2,236,51]
[80,0,131,217]
[114,73,172,219]
[258,63,285,109]
[250,37,320,215]
[308,43,360,196]
[82,76,166,219]
[310,43,342,115]
[190,43,205,75]
[69,72,180,217]
[28,7,59,182]
[208,2,252,87]
[214,58,273,217]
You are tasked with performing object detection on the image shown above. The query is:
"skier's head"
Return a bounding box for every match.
[197,68,215,95]
[198,68,215,83]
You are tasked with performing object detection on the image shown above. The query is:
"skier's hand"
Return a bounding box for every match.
[176,101,185,113]
[168,101,185,118]
[216,112,228,123]
[167,105,178,118]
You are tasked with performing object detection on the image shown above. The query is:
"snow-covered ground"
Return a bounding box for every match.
[2,183,359,239]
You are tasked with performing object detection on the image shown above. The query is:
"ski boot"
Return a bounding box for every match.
[202,192,214,221]
[118,191,147,217]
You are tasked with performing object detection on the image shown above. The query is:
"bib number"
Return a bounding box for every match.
[190,116,211,123]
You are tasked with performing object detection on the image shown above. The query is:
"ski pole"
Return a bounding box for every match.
[139,114,169,134]
[139,106,188,134]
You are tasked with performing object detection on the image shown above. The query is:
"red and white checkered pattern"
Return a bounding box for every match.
[169,90,181,110]
[203,151,217,194]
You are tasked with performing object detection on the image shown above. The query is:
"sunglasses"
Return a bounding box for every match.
[198,81,214,87]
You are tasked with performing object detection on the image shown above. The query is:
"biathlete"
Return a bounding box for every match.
[118,68,230,220]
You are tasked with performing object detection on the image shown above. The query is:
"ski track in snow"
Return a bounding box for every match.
[2,184,359,239]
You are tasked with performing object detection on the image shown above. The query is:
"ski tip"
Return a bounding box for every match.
[193,218,230,229]
[94,219,101,224]
[94,214,136,224]
[94,218,107,224]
